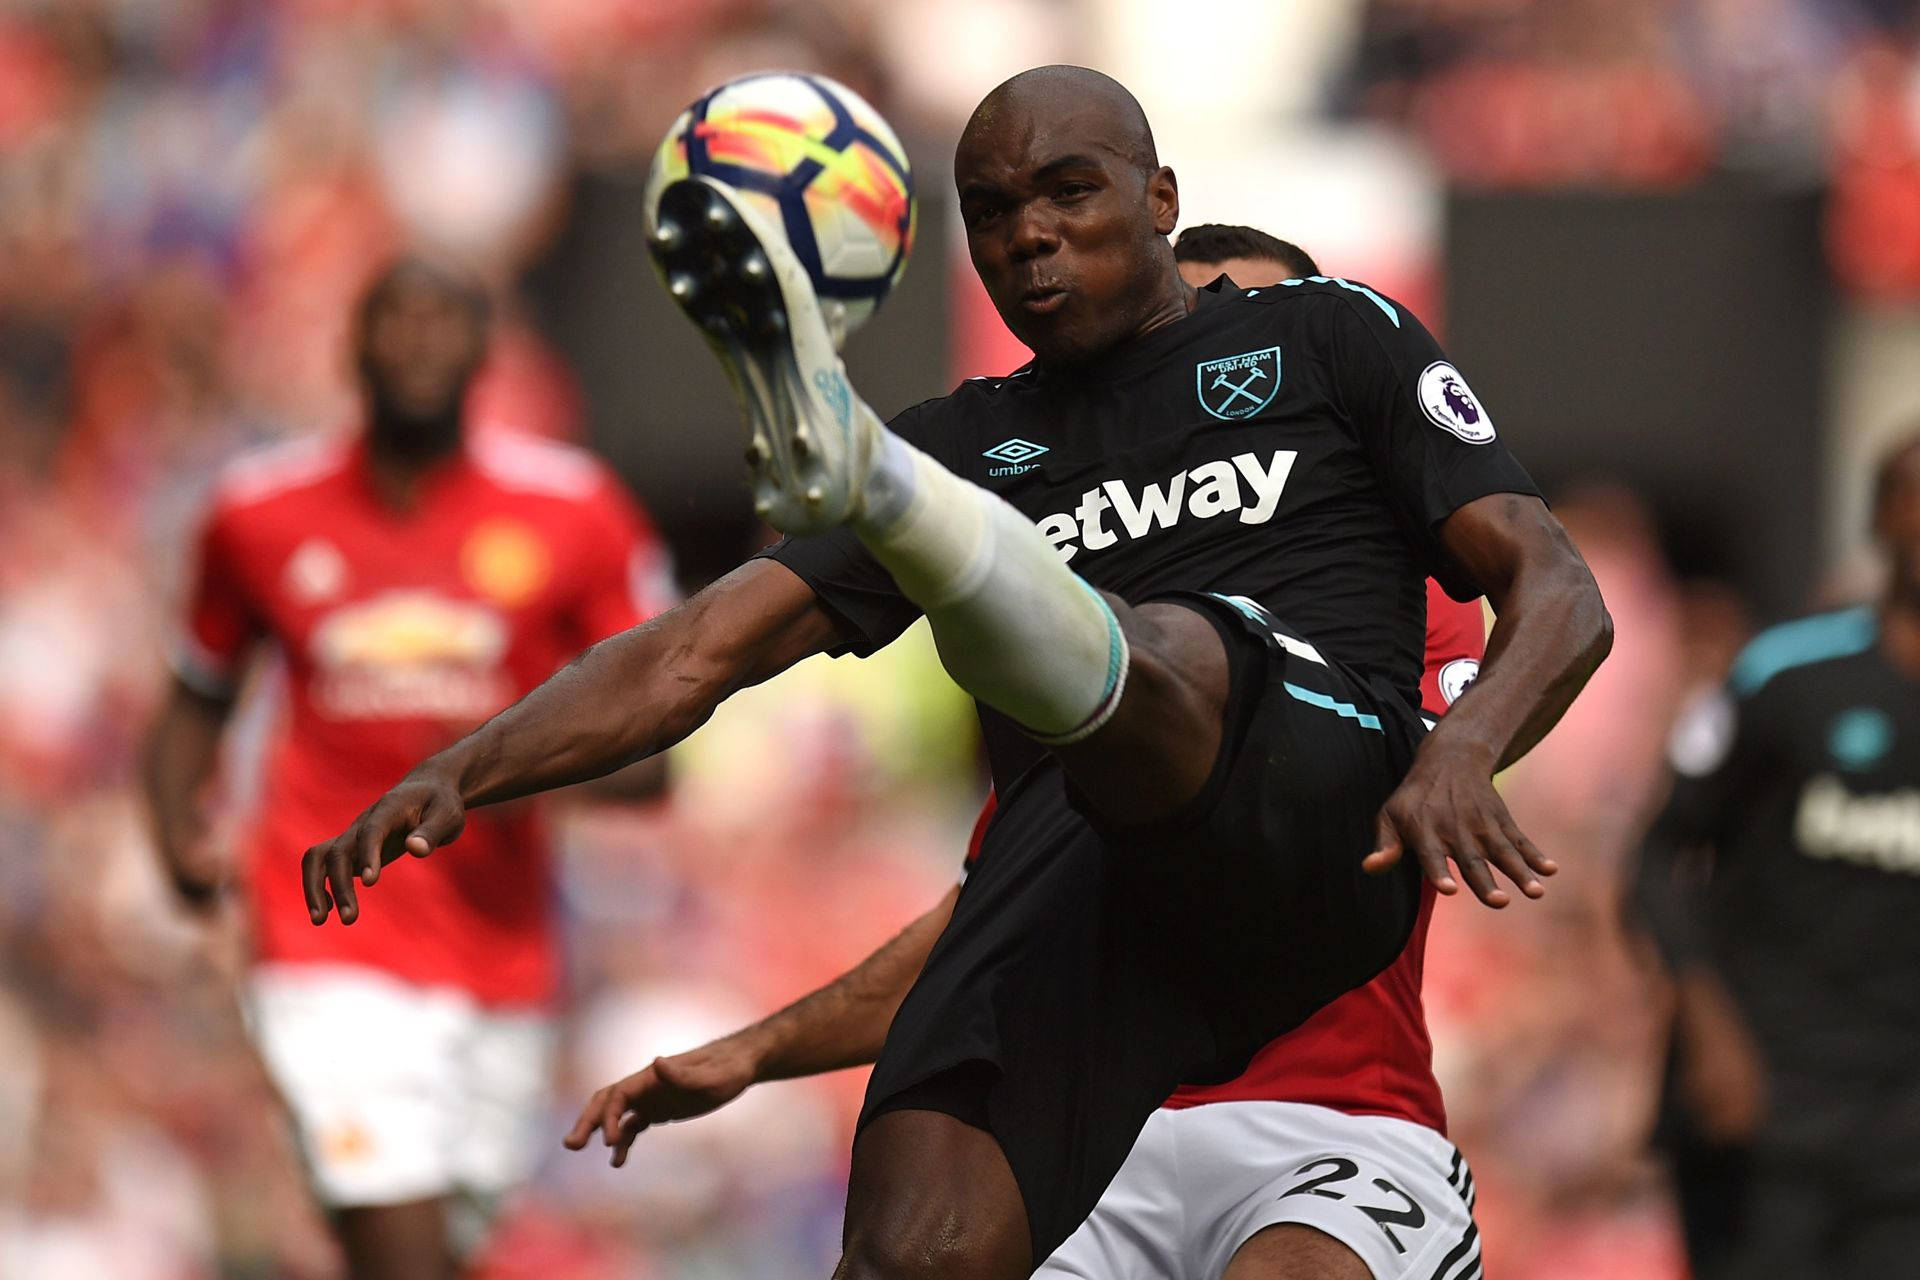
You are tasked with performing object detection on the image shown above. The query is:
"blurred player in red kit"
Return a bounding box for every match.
[143,257,676,1279]
[569,229,1493,1280]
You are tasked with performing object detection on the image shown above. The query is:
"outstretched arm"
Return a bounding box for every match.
[1364,491,1613,905]
[303,558,841,924]
[566,884,960,1166]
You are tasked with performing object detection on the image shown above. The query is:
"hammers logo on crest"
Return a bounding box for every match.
[1196,347,1282,421]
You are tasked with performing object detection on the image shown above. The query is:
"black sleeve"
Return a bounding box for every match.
[755,529,920,656]
[1319,286,1543,600]
[1630,686,1752,972]
[749,400,942,657]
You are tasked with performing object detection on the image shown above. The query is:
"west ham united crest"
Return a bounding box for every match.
[1196,347,1281,420]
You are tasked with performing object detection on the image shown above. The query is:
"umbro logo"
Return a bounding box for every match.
[983,438,1048,476]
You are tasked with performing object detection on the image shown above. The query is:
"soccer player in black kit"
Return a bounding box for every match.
[303,67,1611,1279]
[1635,436,1920,1280]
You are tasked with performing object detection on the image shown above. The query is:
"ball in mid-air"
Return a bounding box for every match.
[647,72,915,337]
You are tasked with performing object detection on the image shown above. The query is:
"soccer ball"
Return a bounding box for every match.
[646,72,915,339]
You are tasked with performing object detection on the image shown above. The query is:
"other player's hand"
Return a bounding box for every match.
[301,774,467,926]
[563,1036,763,1168]
[1362,739,1555,908]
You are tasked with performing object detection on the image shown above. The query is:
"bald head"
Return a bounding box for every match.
[949,65,1188,366]
[958,65,1159,182]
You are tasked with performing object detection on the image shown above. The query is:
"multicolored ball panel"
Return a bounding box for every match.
[650,72,914,325]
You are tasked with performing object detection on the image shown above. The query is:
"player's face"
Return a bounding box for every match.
[955,114,1180,364]
[1176,256,1295,291]
[358,274,485,440]
[1876,447,1920,596]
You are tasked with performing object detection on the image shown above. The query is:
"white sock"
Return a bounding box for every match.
[853,434,1128,744]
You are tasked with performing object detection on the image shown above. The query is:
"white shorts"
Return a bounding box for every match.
[1038,1101,1480,1280]
[246,963,556,1210]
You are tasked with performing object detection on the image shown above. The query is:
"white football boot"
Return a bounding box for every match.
[649,177,886,535]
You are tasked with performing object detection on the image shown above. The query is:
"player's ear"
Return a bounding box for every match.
[1147,165,1179,237]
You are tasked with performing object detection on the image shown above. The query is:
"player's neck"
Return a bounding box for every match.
[1878,593,1920,678]
[1132,276,1198,343]
[363,432,463,512]
[1041,276,1198,375]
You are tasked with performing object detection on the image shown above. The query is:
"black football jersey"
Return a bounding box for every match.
[765,277,1539,788]
[1646,607,1920,1169]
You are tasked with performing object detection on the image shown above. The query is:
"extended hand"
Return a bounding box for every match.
[563,1036,763,1168]
[1361,739,1556,908]
[301,774,467,925]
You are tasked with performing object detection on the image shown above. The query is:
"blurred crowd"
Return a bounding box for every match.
[1,0,1916,1276]
[1344,0,1920,298]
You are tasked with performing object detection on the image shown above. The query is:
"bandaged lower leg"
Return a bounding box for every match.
[853,428,1128,745]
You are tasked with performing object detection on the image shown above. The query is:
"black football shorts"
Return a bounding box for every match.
[861,590,1429,1262]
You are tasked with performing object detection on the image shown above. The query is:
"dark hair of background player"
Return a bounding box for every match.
[1173,224,1320,278]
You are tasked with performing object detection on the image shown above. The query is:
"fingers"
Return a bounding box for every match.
[611,1113,645,1168]
[1372,776,1557,909]
[1409,828,1462,898]
[302,841,334,924]
[562,1066,669,1168]
[352,808,390,888]
[1450,847,1509,908]
[1365,809,1462,896]
[563,1092,606,1150]
[327,840,360,924]
[1503,813,1557,878]
[300,835,361,924]
[301,783,467,927]
[1478,820,1546,901]
[564,1082,643,1161]
[1360,811,1401,875]
[601,1082,627,1148]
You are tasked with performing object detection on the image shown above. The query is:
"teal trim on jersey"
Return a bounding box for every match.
[1216,593,1272,628]
[1283,681,1384,732]
[1277,276,1401,328]
[1728,606,1876,697]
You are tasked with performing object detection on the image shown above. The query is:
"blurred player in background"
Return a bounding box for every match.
[566,226,1494,1280]
[1633,435,1920,1280]
[142,257,676,1280]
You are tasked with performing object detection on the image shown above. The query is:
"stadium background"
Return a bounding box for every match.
[3,0,1919,1276]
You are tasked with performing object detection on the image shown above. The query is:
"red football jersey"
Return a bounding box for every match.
[177,429,675,1006]
[967,580,1486,1132]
